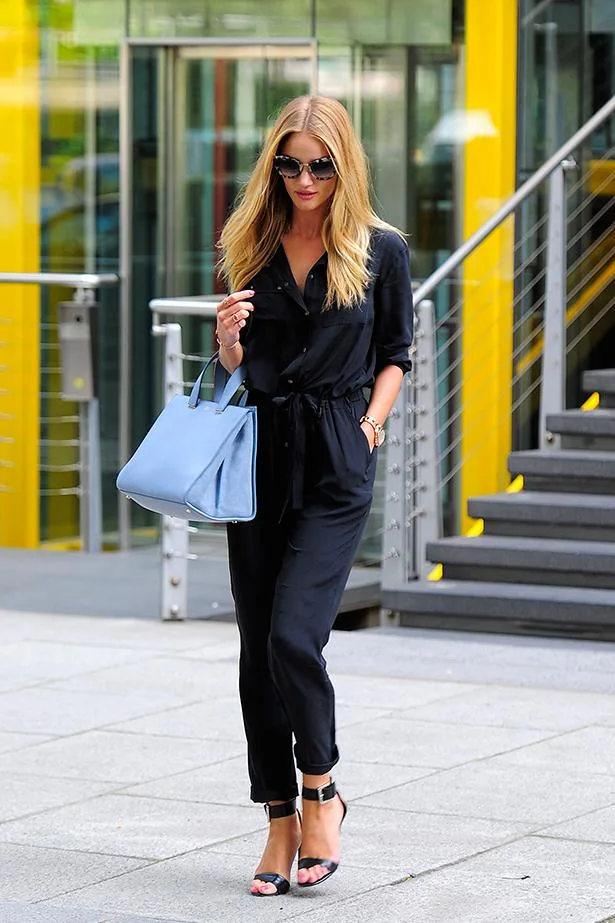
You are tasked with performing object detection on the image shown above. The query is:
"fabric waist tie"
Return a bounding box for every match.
[269,389,363,513]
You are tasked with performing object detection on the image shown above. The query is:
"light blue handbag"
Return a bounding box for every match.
[116,357,257,522]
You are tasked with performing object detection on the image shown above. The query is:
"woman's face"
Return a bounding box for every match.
[278,131,337,213]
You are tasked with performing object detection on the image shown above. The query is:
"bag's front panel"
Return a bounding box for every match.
[187,409,257,521]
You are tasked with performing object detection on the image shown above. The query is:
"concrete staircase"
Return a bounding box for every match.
[382,369,615,640]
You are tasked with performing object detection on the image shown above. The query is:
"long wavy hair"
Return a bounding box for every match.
[218,95,403,308]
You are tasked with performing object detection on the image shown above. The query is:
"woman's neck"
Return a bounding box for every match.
[288,206,327,240]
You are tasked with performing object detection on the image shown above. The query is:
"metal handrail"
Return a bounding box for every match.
[0,272,119,287]
[413,94,615,305]
[149,295,222,319]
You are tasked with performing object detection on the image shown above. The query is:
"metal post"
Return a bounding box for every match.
[68,286,103,554]
[413,300,441,578]
[79,398,103,553]
[381,379,408,587]
[156,323,189,620]
[539,162,569,450]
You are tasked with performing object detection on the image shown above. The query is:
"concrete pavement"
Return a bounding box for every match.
[0,607,614,922]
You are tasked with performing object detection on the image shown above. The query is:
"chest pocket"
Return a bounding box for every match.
[315,305,370,327]
[249,290,287,321]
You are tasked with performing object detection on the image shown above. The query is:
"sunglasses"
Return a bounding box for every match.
[273,154,337,181]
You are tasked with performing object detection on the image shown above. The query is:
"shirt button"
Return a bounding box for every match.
[309,274,314,280]
[287,378,294,384]
[302,347,307,353]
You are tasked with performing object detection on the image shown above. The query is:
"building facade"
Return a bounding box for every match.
[1,0,613,550]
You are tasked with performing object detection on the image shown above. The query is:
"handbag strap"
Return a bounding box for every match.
[188,355,247,411]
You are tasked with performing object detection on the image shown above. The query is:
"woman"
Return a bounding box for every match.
[215,95,413,896]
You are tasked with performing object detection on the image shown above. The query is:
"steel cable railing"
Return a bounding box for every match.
[380,97,615,587]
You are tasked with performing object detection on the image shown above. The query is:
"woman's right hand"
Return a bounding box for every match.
[216,290,255,348]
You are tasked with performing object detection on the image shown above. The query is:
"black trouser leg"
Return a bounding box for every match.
[227,515,298,804]
[268,492,373,775]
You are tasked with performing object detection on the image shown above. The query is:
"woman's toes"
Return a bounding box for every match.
[251,880,277,895]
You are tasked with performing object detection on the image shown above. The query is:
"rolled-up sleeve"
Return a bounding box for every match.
[374,239,414,376]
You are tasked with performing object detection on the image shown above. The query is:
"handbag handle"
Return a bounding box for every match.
[188,355,247,411]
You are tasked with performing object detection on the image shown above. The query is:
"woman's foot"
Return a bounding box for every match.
[251,800,302,896]
[297,776,347,887]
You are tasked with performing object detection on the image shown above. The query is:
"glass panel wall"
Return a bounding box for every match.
[38,0,123,544]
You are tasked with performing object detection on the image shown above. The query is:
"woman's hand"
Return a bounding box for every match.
[216,290,255,348]
[360,420,376,453]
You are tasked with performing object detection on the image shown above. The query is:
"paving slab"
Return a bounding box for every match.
[0,842,149,902]
[331,672,481,710]
[0,902,107,923]
[494,724,615,776]
[359,759,615,825]
[0,793,263,860]
[326,627,615,694]
[0,774,118,824]
[0,730,243,785]
[0,687,206,737]
[397,684,615,731]
[45,849,396,923]
[0,639,149,687]
[294,835,615,923]
[0,610,238,652]
[210,803,530,876]
[0,731,54,754]
[107,697,246,743]
[337,715,553,768]
[542,803,615,844]
[44,657,238,704]
[122,756,254,808]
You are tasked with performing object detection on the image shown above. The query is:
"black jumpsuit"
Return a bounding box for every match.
[227,228,414,803]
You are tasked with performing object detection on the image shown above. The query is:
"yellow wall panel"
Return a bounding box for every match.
[460,0,517,531]
[0,1,40,546]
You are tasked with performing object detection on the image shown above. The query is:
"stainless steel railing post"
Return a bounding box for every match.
[152,321,189,620]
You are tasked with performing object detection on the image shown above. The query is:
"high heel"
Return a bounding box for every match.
[252,798,299,897]
[297,779,347,888]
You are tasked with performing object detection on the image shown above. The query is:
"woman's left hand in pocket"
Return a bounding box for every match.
[360,421,376,453]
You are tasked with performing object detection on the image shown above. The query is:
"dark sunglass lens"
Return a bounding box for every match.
[310,158,336,180]
[274,156,301,178]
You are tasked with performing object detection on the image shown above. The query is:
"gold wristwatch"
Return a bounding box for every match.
[360,414,386,447]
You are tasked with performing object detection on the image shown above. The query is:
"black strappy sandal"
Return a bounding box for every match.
[252,798,299,897]
[297,779,348,888]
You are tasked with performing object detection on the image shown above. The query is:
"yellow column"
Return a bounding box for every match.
[0,0,40,546]
[460,0,518,531]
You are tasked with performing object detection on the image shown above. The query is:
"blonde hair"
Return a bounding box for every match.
[218,95,403,308]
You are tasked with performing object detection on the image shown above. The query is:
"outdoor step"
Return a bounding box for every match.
[468,491,615,541]
[546,409,615,438]
[382,580,615,640]
[508,449,615,493]
[583,368,615,395]
[469,491,615,526]
[426,535,615,589]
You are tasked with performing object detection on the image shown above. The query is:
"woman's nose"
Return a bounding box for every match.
[298,167,313,186]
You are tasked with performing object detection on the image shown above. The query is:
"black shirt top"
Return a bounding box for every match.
[241,228,414,399]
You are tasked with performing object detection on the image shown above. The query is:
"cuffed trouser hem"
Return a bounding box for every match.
[250,783,299,805]
[296,752,340,776]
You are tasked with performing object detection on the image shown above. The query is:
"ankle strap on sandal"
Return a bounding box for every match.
[264,798,297,821]
[302,779,337,805]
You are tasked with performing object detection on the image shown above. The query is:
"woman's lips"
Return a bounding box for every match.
[296,191,317,200]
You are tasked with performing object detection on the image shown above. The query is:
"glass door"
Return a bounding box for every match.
[120,41,315,544]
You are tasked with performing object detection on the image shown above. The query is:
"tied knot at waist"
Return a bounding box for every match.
[267,389,364,511]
